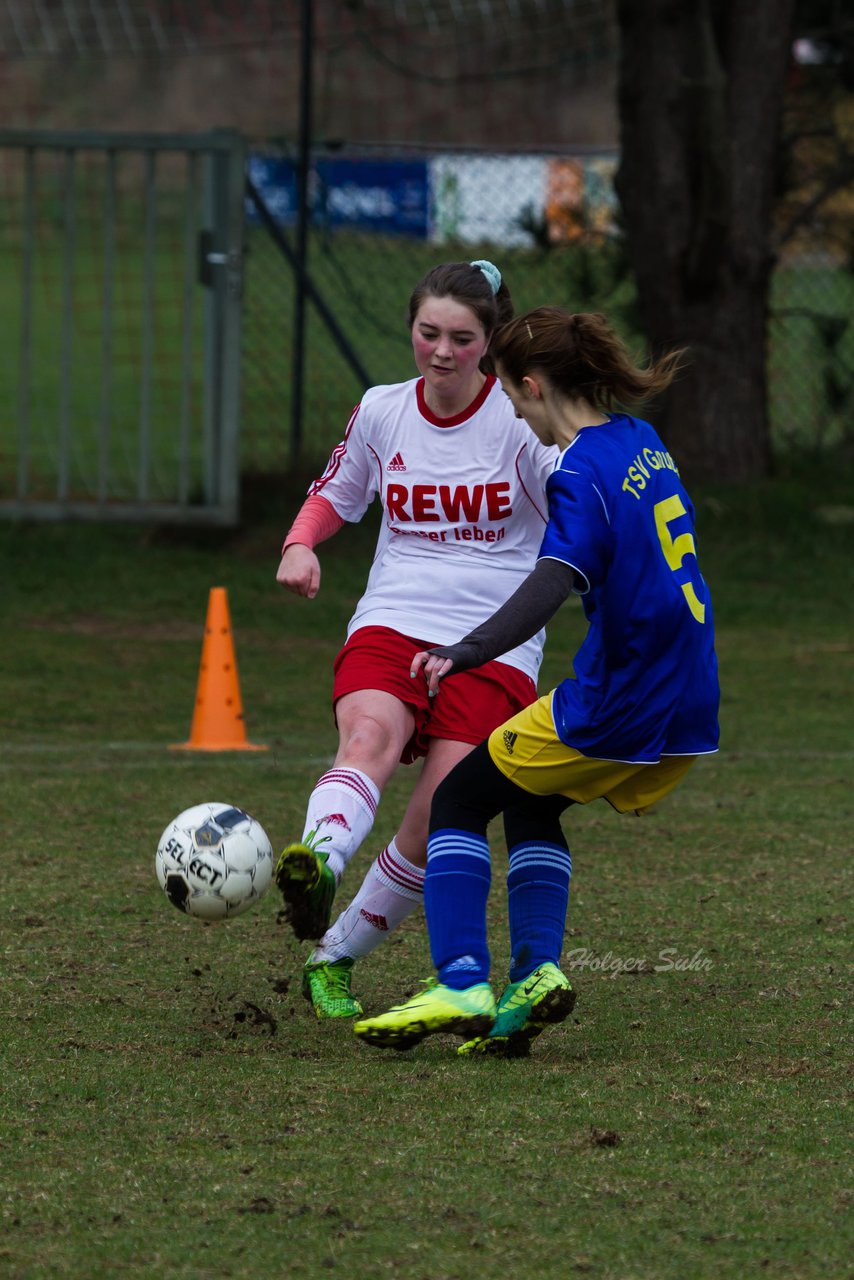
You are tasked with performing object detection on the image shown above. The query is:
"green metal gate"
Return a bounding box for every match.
[0,128,245,524]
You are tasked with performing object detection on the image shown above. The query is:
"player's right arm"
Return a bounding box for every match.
[277,542,322,599]
[277,494,345,598]
[276,401,376,599]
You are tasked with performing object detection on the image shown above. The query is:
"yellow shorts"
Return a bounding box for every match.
[487,692,697,815]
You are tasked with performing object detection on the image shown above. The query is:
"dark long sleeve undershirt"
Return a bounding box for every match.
[427,557,580,674]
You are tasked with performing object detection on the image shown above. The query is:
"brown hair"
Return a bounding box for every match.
[408,261,514,337]
[489,307,688,410]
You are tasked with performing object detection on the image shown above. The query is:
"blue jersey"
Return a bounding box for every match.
[539,414,720,763]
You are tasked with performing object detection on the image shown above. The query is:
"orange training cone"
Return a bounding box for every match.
[171,587,267,752]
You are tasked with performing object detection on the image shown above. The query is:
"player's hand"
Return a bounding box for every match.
[276,544,321,598]
[410,649,455,698]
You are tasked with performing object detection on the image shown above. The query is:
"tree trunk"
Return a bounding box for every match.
[615,0,796,482]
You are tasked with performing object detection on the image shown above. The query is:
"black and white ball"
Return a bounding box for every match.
[155,803,273,921]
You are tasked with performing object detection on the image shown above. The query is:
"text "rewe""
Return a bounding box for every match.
[386,482,512,523]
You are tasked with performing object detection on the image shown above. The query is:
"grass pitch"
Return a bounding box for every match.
[1,462,852,1279]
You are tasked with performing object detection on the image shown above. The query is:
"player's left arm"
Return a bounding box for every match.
[410,557,579,695]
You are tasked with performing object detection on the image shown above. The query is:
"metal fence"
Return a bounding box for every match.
[240,141,632,474]
[241,140,854,477]
[0,128,245,523]
[1,130,851,524]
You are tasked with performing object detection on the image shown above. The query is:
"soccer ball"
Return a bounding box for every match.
[155,802,273,921]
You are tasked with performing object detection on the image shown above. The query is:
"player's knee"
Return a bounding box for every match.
[338,713,401,769]
[430,741,512,832]
[503,792,573,850]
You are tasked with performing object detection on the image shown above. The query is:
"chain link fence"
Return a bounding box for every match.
[240,142,628,475]
[1,131,849,510]
[1,2,851,494]
[240,139,854,476]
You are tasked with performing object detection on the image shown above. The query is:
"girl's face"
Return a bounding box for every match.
[411,296,489,407]
[497,361,604,448]
[495,362,553,446]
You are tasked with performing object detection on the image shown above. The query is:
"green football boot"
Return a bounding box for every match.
[458,962,575,1057]
[353,979,496,1051]
[302,957,364,1020]
[275,830,336,941]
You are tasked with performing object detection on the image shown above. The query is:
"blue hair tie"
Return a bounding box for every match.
[470,259,501,295]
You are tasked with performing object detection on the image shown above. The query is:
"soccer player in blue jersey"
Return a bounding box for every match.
[354,306,720,1055]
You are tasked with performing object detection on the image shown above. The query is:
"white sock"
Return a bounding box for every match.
[303,767,380,884]
[310,836,425,963]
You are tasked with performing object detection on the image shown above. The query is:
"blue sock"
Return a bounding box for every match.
[507,840,572,982]
[424,828,492,989]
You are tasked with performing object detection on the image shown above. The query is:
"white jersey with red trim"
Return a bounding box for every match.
[309,374,558,681]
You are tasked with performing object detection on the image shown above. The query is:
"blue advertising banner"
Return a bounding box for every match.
[245,154,429,239]
[246,154,297,225]
[315,159,429,237]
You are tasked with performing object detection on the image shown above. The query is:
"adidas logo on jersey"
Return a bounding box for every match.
[386,452,406,472]
[503,730,518,754]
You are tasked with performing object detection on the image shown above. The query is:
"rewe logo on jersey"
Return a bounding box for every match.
[386,481,512,522]
[386,452,406,472]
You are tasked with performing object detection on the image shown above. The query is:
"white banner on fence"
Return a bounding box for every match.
[429,153,619,247]
[430,155,547,247]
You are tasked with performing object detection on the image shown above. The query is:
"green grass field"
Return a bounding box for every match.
[1,461,852,1279]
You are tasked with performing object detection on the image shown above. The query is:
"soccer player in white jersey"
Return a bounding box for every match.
[354,307,720,1055]
[274,261,558,1018]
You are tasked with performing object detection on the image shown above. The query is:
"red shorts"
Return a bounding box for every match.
[332,625,537,765]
